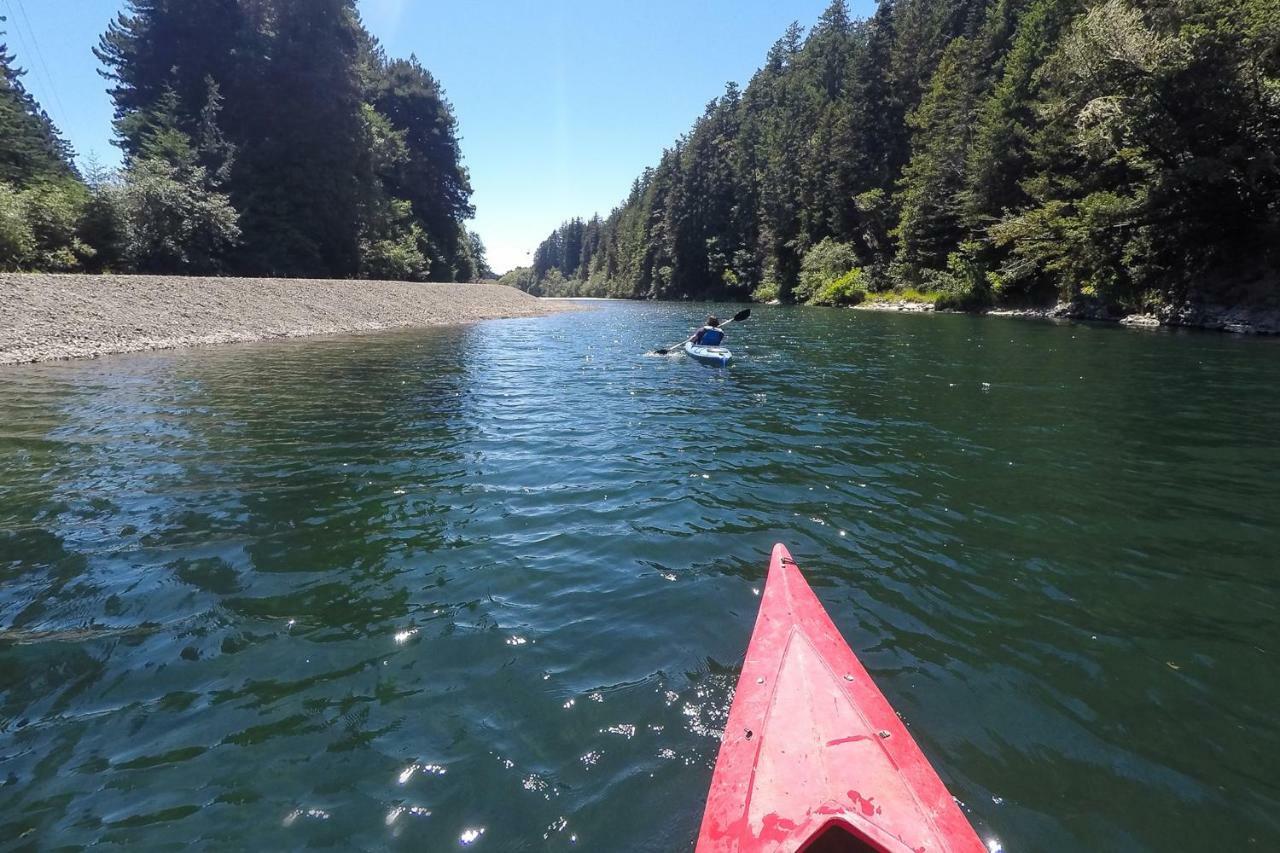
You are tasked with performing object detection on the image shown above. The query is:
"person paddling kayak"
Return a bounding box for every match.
[689,315,726,347]
[683,315,733,366]
[651,308,750,357]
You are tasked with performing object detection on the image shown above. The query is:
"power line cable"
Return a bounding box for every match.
[1,3,42,94]
[4,0,69,129]
[13,0,67,118]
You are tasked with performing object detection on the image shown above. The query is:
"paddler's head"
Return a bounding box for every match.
[706,315,721,327]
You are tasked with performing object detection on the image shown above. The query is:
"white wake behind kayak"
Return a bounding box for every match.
[684,341,733,367]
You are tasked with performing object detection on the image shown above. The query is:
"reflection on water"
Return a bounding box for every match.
[1,305,1278,850]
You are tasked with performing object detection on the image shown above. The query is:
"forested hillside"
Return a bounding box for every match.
[0,1,488,281]
[513,0,1280,312]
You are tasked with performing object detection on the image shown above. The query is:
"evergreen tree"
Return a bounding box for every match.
[367,55,475,280]
[1,18,76,185]
[95,0,475,281]
[848,2,909,201]
[806,1,854,100]
[963,0,1078,231]
[991,0,1280,305]
[232,0,369,276]
[523,0,1279,310]
[894,37,982,279]
[96,0,248,160]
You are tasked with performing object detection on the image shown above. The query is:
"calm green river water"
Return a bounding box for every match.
[1,303,1278,851]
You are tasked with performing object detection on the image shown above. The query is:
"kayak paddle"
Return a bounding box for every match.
[653,308,751,355]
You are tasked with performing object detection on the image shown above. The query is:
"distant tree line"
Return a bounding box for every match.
[0,1,490,281]
[508,0,1280,312]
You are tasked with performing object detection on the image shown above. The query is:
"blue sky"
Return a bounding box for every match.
[5,0,875,273]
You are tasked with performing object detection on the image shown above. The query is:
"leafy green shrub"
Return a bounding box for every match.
[810,268,867,306]
[24,180,92,271]
[78,183,127,273]
[0,180,93,272]
[499,266,538,292]
[546,269,571,295]
[0,182,36,270]
[933,242,995,311]
[465,229,492,280]
[857,262,894,293]
[363,222,431,281]
[795,238,858,302]
[863,286,941,305]
[120,157,240,273]
[751,279,780,303]
[852,190,893,260]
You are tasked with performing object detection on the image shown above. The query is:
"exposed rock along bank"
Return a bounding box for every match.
[853,298,1280,335]
[1,274,577,365]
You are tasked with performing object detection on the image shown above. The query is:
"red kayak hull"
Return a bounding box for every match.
[695,544,986,853]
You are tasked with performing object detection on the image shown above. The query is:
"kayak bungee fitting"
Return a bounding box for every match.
[684,340,733,367]
[696,544,986,853]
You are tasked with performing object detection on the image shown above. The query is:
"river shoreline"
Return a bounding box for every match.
[0,274,578,365]
[852,298,1280,335]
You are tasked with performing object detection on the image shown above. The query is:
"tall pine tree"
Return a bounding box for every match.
[1,18,75,185]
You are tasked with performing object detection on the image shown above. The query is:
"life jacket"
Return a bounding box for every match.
[696,326,725,346]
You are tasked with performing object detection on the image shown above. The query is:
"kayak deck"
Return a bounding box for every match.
[684,341,732,366]
[696,544,985,853]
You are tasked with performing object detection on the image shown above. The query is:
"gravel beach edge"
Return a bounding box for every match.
[1,274,578,365]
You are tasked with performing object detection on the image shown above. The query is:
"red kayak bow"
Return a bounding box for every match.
[696,544,986,853]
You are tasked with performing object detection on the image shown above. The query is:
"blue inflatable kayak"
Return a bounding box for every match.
[684,341,732,367]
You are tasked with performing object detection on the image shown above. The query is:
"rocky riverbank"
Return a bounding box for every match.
[853,298,1280,335]
[0,274,577,365]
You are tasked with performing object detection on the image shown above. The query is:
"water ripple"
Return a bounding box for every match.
[0,306,1278,850]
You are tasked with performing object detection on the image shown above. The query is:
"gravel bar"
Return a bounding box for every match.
[1,273,577,365]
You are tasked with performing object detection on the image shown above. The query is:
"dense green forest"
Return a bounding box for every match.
[0,1,488,281]
[510,0,1280,311]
